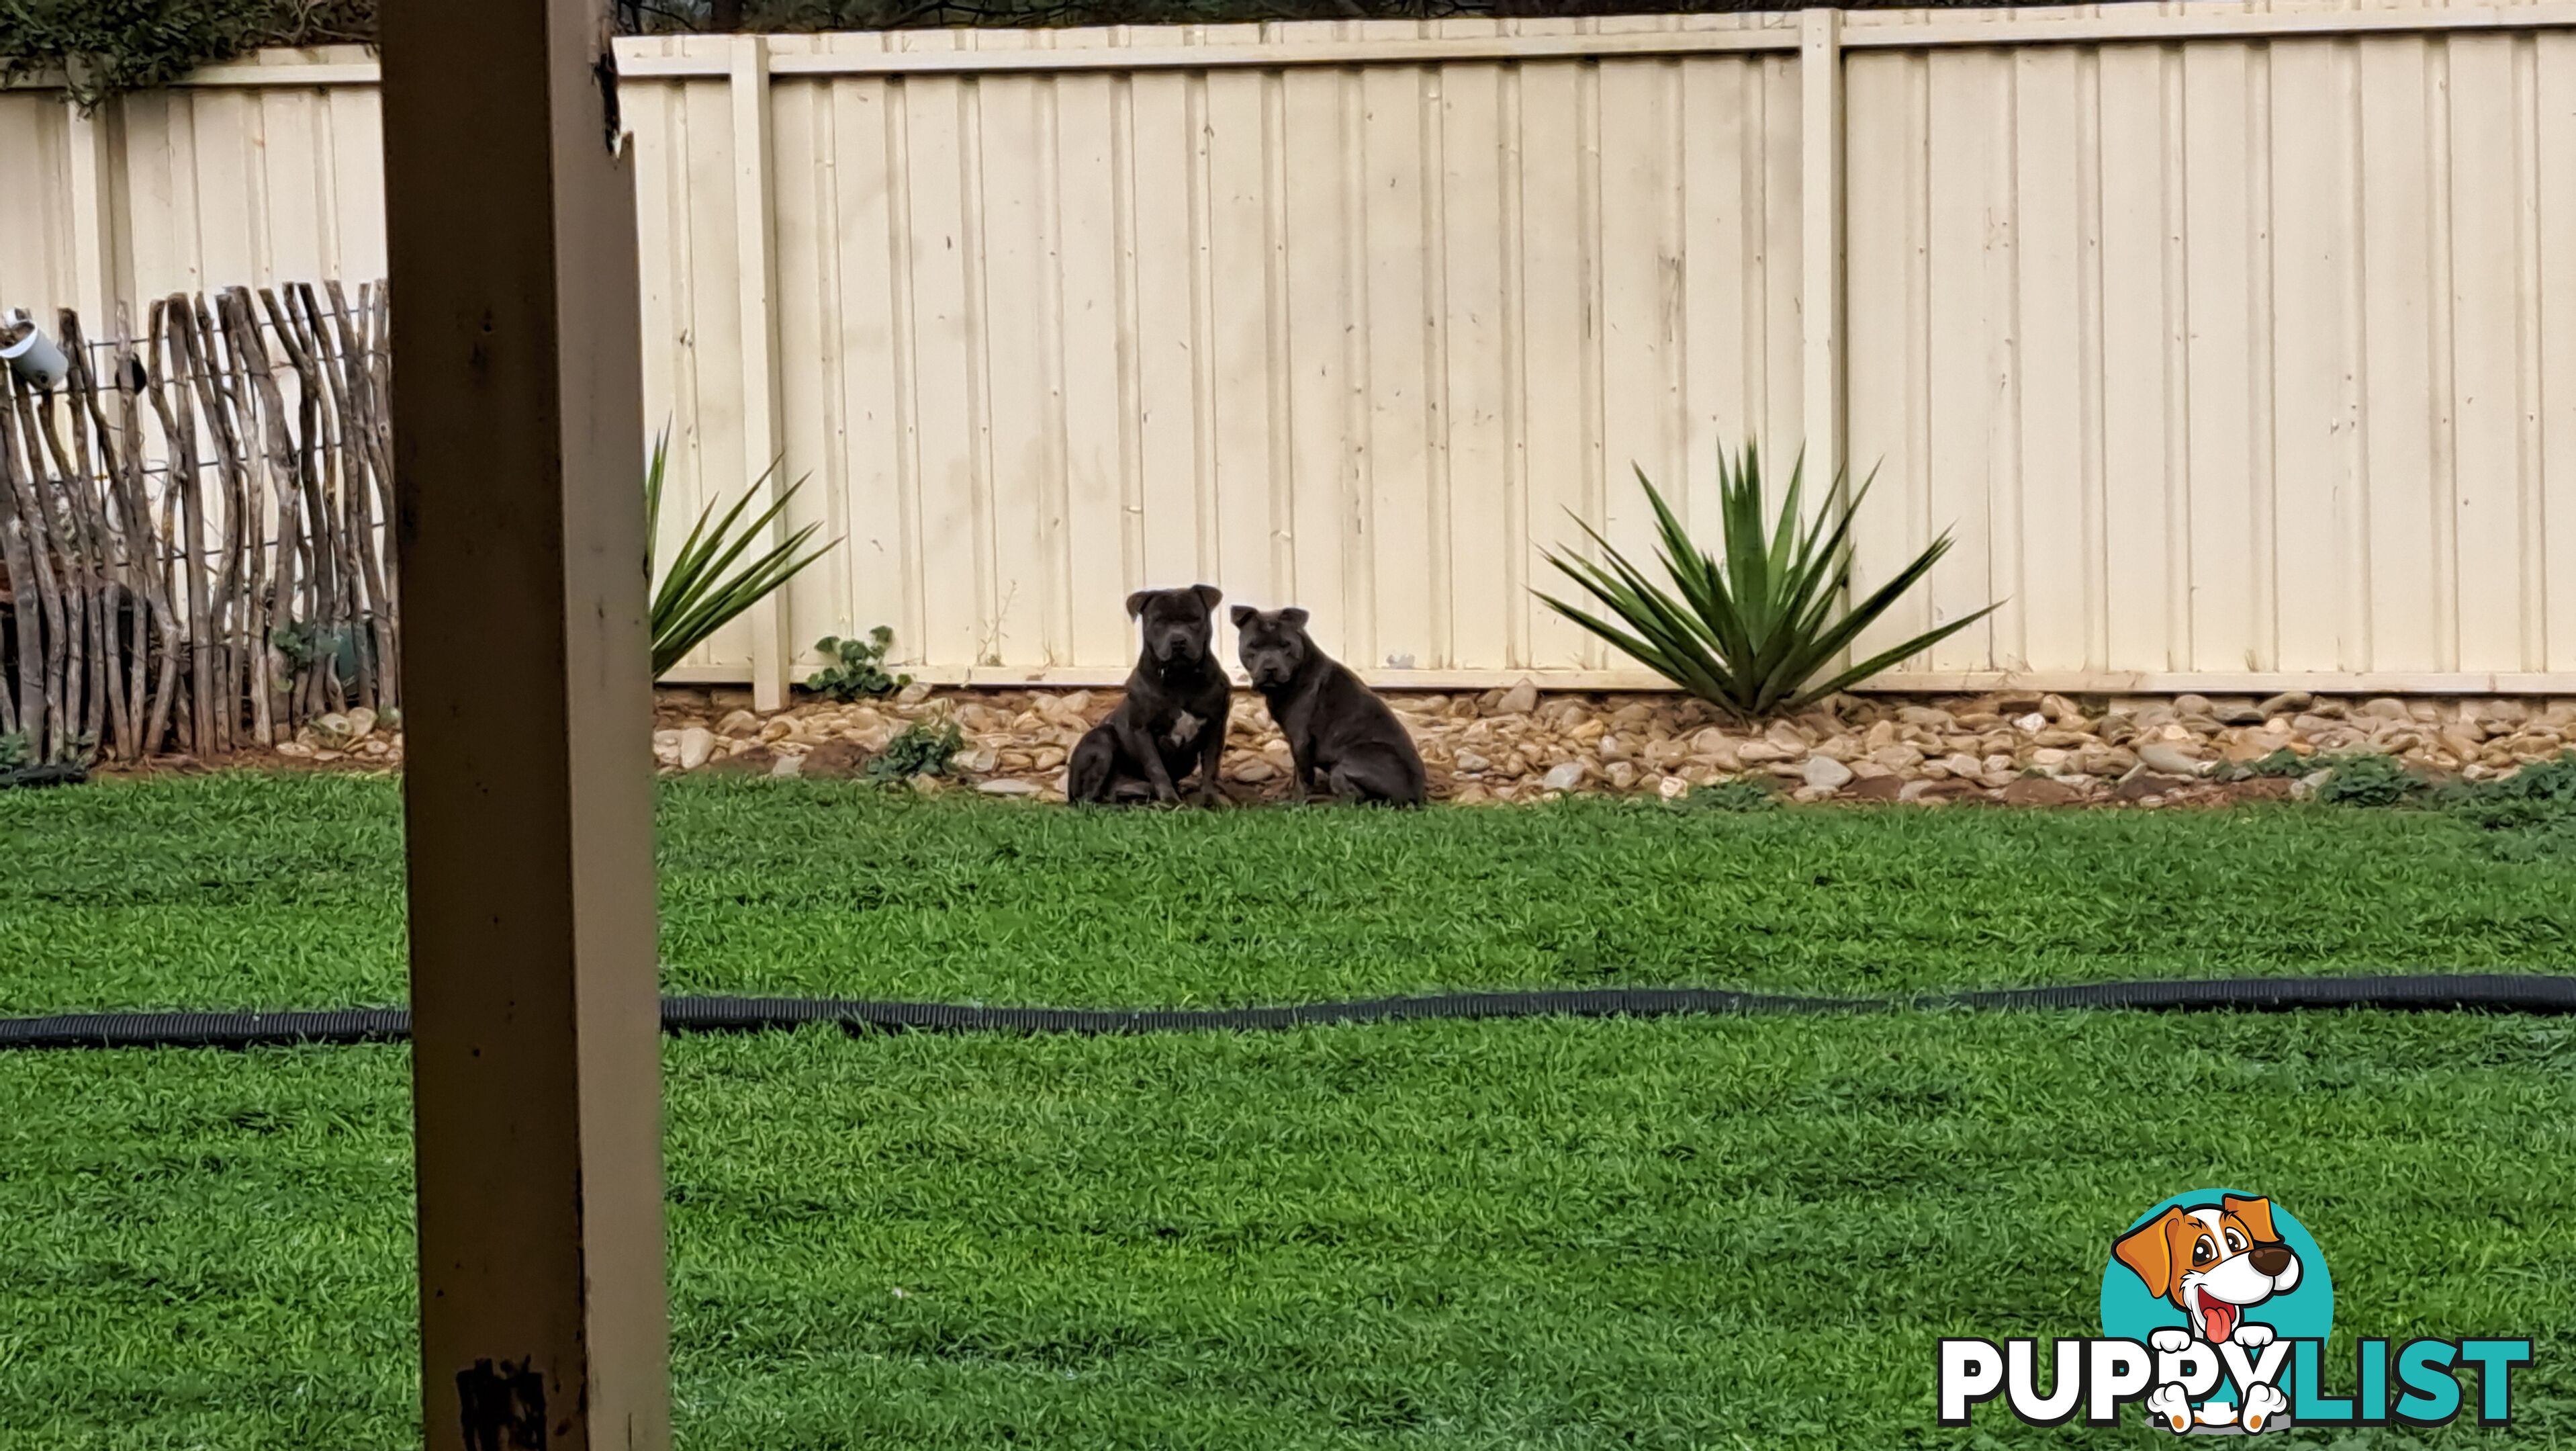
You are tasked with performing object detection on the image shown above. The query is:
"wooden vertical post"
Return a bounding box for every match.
[731,34,790,711]
[1800,7,1846,498]
[378,0,670,1446]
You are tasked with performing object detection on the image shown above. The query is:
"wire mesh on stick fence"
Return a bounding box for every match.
[0,280,398,764]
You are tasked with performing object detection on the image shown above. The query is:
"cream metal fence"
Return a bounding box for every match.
[10,1,2576,705]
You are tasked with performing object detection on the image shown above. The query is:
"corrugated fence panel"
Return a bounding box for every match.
[17,5,2576,691]
[2544,32,2576,674]
[88,51,390,319]
[0,95,75,316]
[628,66,760,674]
[635,17,1805,683]
[1842,13,2576,689]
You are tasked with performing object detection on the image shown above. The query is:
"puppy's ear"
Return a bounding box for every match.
[1278,607,1310,629]
[1125,590,1152,620]
[1229,605,1258,628]
[1192,583,1224,613]
[2114,1209,2184,1298]
[2222,1196,2279,1244]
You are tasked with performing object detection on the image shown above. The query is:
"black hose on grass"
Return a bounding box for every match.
[0,1006,413,1050]
[0,762,88,791]
[3,975,2573,1051]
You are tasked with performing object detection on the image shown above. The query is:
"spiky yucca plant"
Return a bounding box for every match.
[646,428,835,677]
[1536,444,1996,719]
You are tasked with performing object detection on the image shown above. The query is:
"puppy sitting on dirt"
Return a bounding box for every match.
[1232,606,1426,805]
[1068,584,1232,805]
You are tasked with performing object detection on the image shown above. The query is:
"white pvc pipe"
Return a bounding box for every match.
[0,315,68,388]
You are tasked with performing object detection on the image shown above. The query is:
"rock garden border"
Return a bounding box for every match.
[598,684,2576,809]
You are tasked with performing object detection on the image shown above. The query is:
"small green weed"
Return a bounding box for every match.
[2437,751,2576,828]
[0,729,95,776]
[2211,747,2313,782]
[2313,753,2422,807]
[273,619,368,693]
[273,618,325,669]
[2431,752,2576,861]
[1682,776,1780,813]
[806,627,910,702]
[866,718,964,784]
[2281,746,2576,860]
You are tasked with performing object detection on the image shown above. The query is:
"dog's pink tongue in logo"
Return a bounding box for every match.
[2198,1290,2239,1344]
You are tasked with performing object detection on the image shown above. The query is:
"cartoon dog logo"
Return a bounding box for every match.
[2113,1194,2303,1432]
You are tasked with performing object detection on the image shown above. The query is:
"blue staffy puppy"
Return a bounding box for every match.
[1068,584,1231,805]
[1232,606,1426,806]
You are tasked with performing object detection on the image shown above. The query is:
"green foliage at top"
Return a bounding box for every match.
[1537,445,1998,720]
[4,0,2119,106]
[807,626,909,702]
[635,0,2065,31]
[0,0,369,107]
[647,427,837,679]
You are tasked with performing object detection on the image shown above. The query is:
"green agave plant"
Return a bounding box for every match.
[1536,443,1998,719]
[646,427,837,678]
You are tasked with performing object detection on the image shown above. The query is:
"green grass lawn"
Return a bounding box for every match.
[6,1016,2573,1448]
[2,775,2573,1448]
[3,773,2573,1014]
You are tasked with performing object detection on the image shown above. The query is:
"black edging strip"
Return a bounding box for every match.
[1,975,2571,1051]
[0,762,89,791]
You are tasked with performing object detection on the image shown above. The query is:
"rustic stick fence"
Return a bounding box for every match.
[0,281,397,764]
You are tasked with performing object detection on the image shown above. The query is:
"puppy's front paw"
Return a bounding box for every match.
[2146,1384,2193,1434]
[2232,1322,2275,1348]
[2242,1382,2288,1433]
[2150,1328,2193,1354]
